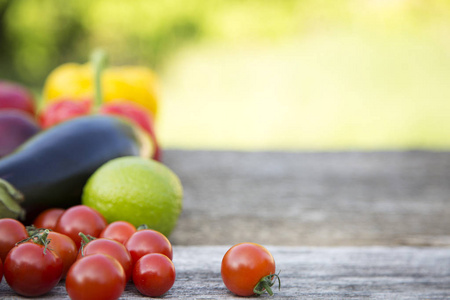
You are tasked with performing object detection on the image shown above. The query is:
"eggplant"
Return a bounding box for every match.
[0,115,153,223]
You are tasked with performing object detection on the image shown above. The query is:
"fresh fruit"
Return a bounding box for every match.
[65,254,126,300]
[0,109,40,157]
[0,218,29,262]
[125,228,173,265]
[221,242,280,297]
[78,235,133,282]
[82,156,183,237]
[0,81,36,115]
[55,205,107,248]
[4,230,63,297]
[32,208,65,231]
[133,253,176,297]
[47,231,78,278]
[0,115,153,223]
[99,220,137,245]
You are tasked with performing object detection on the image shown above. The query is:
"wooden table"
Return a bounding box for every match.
[1,150,450,298]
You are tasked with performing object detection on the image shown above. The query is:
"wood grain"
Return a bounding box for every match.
[1,246,449,299]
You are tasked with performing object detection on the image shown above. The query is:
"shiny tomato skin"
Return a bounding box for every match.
[66,254,126,300]
[221,242,276,297]
[0,218,28,262]
[99,221,137,245]
[4,242,63,297]
[78,238,133,282]
[33,208,65,230]
[125,229,173,265]
[55,205,107,248]
[48,231,78,277]
[133,253,176,297]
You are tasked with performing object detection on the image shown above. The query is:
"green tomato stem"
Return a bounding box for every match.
[253,272,281,297]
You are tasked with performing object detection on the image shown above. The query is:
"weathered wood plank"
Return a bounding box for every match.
[163,150,450,246]
[1,246,449,299]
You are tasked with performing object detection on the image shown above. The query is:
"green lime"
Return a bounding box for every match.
[81,156,183,237]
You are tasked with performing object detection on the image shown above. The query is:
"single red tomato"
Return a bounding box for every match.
[55,205,107,248]
[125,229,173,265]
[4,232,63,297]
[47,231,78,278]
[33,208,65,230]
[78,237,133,282]
[133,253,176,297]
[0,218,28,262]
[221,242,280,297]
[66,254,126,300]
[100,220,137,245]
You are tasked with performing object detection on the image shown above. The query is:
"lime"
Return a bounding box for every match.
[81,156,183,237]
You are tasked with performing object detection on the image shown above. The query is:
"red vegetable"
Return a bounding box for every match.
[99,220,137,245]
[125,228,173,265]
[0,218,28,262]
[65,254,126,300]
[4,230,63,297]
[55,205,107,248]
[32,208,65,231]
[221,242,280,297]
[133,253,176,297]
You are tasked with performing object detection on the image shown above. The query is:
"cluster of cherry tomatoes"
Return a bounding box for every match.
[0,205,280,299]
[0,205,175,299]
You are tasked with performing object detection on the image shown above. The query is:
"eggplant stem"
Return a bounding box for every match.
[0,178,25,220]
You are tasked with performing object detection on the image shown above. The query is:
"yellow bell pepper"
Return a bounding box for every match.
[42,63,159,117]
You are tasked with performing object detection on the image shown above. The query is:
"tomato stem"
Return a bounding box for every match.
[78,232,96,256]
[137,224,149,231]
[17,229,52,254]
[253,272,281,296]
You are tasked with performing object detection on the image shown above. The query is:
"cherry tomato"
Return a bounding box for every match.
[33,208,65,230]
[0,218,28,262]
[66,254,126,300]
[125,229,173,265]
[55,205,107,248]
[100,220,136,244]
[47,231,78,277]
[221,242,279,297]
[4,232,63,297]
[78,237,133,282]
[133,253,176,297]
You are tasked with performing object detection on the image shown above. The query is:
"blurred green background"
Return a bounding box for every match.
[1,0,450,150]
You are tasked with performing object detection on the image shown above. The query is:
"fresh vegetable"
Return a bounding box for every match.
[0,114,153,223]
[78,233,133,282]
[42,61,159,117]
[0,218,28,262]
[47,231,78,278]
[55,205,107,249]
[133,253,176,297]
[65,253,126,300]
[32,208,65,231]
[39,50,161,161]
[100,220,137,245]
[125,227,173,265]
[0,109,40,157]
[221,242,280,297]
[0,80,36,116]
[4,230,63,297]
